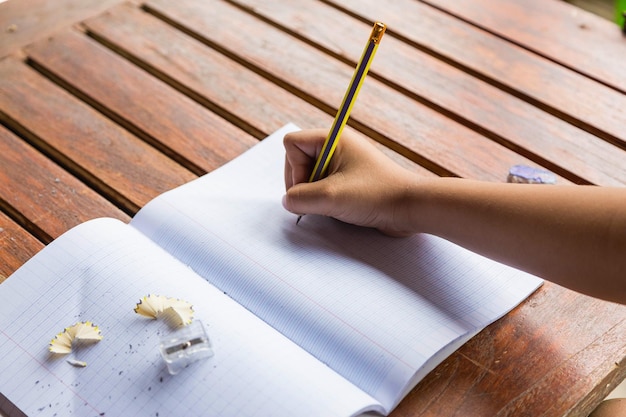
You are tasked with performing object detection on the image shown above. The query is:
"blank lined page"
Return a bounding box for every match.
[132,123,543,411]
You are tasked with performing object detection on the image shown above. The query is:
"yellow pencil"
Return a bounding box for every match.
[297,21,386,225]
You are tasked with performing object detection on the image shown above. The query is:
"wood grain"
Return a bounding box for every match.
[0,125,128,243]
[0,0,127,58]
[564,0,615,20]
[422,0,626,93]
[137,0,566,183]
[81,4,434,177]
[25,29,259,176]
[0,210,43,281]
[392,282,626,416]
[321,0,626,151]
[226,0,626,187]
[83,4,334,138]
[0,57,196,214]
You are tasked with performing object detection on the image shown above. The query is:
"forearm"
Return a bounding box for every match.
[409,178,626,303]
[283,129,626,303]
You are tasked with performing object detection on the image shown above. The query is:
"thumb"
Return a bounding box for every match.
[282,180,336,217]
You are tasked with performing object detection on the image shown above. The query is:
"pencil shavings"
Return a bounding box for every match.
[134,294,194,327]
[49,321,103,354]
[66,359,88,368]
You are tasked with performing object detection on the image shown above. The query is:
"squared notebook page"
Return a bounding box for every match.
[131,123,544,412]
[0,218,379,417]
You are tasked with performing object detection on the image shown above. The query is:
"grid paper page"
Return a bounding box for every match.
[0,218,379,417]
[132,123,544,412]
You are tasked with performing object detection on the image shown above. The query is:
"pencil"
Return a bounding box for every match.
[297,21,386,225]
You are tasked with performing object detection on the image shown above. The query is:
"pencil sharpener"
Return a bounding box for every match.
[159,320,214,375]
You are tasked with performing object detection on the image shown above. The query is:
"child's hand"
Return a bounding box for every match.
[283,129,419,236]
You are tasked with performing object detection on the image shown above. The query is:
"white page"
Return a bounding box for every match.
[0,218,380,417]
[132,123,544,412]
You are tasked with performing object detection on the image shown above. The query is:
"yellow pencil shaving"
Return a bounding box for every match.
[49,321,103,354]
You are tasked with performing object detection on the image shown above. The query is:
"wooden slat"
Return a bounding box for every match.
[317,0,626,152]
[225,0,626,187]
[25,29,258,176]
[23,28,431,179]
[80,4,434,178]
[0,0,126,58]
[565,0,615,20]
[0,125,128,243]
[0,57,196,214]
[83,4,334,138]
[395,283,626,416]
[422,0,626,93]
[120,0,565,183]
[0,210,43,281]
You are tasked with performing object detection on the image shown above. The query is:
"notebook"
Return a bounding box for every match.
[0,124,542,416]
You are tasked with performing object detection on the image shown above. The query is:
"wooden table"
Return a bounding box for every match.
[1,0,626,415]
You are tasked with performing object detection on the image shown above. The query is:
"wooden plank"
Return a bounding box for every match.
[0,0,127,58]
[0,125,128,243]
[25,29,259,176]
[110,1,564,183]
[225,0,626,187]
[0,210,43,281]
[320,0,626,152]
[564,0,615,20]
[80,4,434,178]
[394,283,626,416]
[422,0,626,93]
[23,28,431,180]
[82,4,334,138]
[0,57,196,214]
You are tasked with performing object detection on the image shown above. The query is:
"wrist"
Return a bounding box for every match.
[382,173,429,237]
[401,177,450,237]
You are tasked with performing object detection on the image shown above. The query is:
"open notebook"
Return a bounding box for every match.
[0,124,542,417]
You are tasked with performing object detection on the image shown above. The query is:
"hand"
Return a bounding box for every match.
[282,129,419,236]
[282,130,626,303]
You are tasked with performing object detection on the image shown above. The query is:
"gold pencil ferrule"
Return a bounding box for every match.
[370,22,386,44]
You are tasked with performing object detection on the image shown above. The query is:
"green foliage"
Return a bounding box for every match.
[616,0,626,28]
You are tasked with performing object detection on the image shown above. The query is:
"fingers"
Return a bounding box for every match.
[283,128,347,217]
[282,128,383,216]
[282,128,416,234]
[283,129,327,189]
[282,179,336,217]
